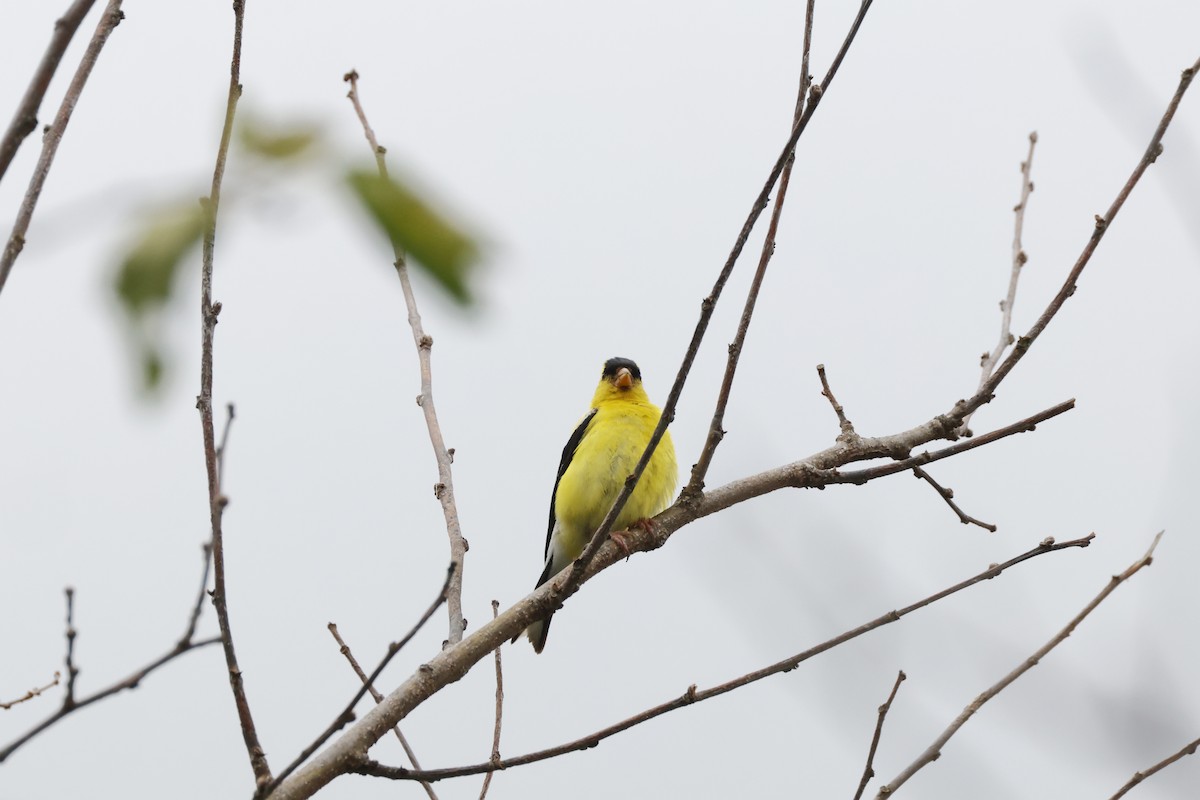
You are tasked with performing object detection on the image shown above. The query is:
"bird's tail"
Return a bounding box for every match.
[513,552,560,652]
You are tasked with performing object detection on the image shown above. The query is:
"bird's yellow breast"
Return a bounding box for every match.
[553,397,677,555]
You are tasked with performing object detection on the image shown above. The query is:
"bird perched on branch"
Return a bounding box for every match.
[521,357,678,653]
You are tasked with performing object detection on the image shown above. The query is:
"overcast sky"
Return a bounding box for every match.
[2,2,1199,799]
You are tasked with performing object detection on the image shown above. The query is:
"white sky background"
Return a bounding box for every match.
[2,1,1199,798]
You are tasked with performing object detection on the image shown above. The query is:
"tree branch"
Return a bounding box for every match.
[875,532,1164,798]
[961,131,1037,436]
[566,0,878,599]
[326,623,439,800]
[0,0,123,297]
[912,467,996,532]
[478,600,504,800]
[688,0,817,489]
[263,564,454,797]
[343,69,467,647]
[852,670,906,800]
[194,0,270,790]
[350,536,1092,784]
[0,560,220,763]
[1107,734,1200,800]
[0,0,98,183]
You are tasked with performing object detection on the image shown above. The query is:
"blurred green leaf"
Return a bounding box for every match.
[114,202,206,313]
[239,119,322,160]
[345,169,479,304]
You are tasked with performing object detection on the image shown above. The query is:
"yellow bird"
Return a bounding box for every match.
[523,357,678,653]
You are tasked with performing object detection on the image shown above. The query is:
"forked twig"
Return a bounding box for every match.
[0,567,220,762]
[327,623,439,800]
[565,0,878,601]
[0,0,123,296]
[0,0,99,182]
[874,532,1164,798]
[343,69,467,647]
[264,564,455,796]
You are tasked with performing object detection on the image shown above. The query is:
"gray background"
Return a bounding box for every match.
[2,2,1198,798]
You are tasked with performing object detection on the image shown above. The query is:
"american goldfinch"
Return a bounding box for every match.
[523,357,678,653]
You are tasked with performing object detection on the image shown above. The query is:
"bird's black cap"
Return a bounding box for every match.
[602,357,641,381]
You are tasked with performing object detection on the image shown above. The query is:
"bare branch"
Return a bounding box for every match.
[264,565,454,796]
[817,363,857,441]
[567,0,878,600]
[0,0,123,297]
[193,0,270,789]
[327,623,439,800]
[0,0,98,182]
[689,0,817,488]
[961,132,1037,436]
[875,532,1164,798]
[912,467,996,532]
[478,600,505,800]
[0,672,60,711]
[1108,734,1200,800]
[852,670,906,800]
[343,69,467,646]
[0,580,220,763]
[350,536,1092,784]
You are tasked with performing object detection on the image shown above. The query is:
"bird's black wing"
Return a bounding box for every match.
[543,408,597,560]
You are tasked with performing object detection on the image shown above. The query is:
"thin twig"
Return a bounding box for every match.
[875,532,1164,798]
[0,572,220,762]
[960,132,1038,436]
[0,0,122,297]
[216,402,236,487]
[0,0,98,182]
[564,0,877,602]
[961,58,1200,419]
[1107,734,1200,800]
[265,565,455,796]
[352,535,1093,783]
[912,467,996,532]
[327,623,439,800]
[689,0,818,488]
[479,601,504,800]
[817,363,857,441]
[63,587,78,707]
[852,670,906,800]
[195,0,270,790]
[0,672,61,710]
[343,69,467,647]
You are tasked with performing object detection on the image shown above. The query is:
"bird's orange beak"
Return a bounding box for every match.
[615,367,633,390]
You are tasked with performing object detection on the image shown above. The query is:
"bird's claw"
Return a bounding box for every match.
[610,530,632,560]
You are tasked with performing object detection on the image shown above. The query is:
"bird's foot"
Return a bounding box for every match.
[609,530,633,560]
